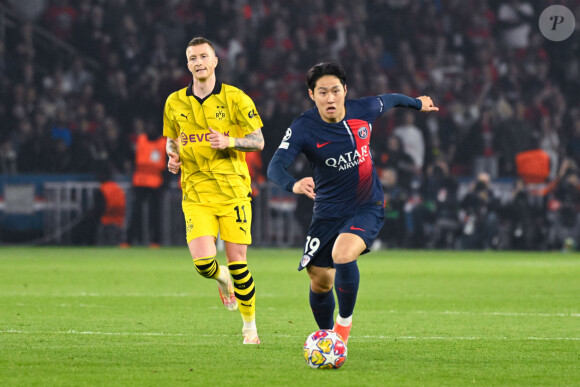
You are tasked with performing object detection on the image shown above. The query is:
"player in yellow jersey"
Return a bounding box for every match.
[164,37,264,344]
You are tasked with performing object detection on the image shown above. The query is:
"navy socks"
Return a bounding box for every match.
[309,288,335,330]
[334,260,360,319]
[309,260,360,329]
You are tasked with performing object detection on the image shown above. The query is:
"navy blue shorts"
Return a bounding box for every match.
[298,204,385,271]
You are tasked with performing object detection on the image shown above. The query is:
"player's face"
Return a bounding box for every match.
[309,75,347,123]
[186,44,218,82]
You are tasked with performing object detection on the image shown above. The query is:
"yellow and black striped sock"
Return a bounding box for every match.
[228,261,255,322]
[193,256,221,279]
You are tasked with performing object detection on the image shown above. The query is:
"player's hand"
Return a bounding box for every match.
[293,177,316,200]
[167,151,182,174]
[417,96,439,112]
[208,128,229,149]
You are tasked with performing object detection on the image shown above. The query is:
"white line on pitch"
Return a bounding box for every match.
[386,310,580,318]
[355,335,580,341]
[1,330,578,341]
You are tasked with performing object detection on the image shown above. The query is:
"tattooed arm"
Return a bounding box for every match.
[232,128,265,151]
[166,137,182,174]
[208,128,265,151]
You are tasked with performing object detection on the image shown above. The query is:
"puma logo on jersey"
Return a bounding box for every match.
[239,227,247,234]
[180,113,190,120]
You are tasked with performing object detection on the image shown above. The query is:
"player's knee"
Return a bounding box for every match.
[333,257,354,265]
[307,266,334,292]
[310,279,333,293]
[332,235,365,262]
[224,243,248,262]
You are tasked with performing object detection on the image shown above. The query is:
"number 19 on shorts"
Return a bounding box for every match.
[304,236,320,255]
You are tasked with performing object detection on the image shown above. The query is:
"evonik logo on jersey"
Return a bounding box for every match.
[325,145,370,171]
[181,131,230,146]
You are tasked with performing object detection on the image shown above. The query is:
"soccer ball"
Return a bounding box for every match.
[303,330,347,369]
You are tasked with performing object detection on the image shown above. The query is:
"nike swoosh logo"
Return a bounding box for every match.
[350,226,365,231]
[317,141,331,148]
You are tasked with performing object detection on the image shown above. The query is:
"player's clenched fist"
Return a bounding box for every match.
[293,177,316,200]
[167,151,182,174]
[208,128,231,149]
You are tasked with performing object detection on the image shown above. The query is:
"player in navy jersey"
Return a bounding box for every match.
[267,62,438,344]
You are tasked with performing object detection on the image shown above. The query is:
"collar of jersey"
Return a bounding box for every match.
[186,80,223,104]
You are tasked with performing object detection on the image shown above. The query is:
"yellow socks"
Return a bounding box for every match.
[193,256,220,279]
[228,261,256,322]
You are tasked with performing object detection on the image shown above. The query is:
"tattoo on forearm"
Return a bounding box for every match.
[166,138,179,154]
[233,129,264,151]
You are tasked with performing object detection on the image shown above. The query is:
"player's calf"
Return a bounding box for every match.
[228,261,259,343]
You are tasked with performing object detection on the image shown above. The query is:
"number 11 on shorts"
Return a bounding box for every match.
[234,205,247,223]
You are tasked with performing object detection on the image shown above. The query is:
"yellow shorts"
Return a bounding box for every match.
[182,199,252,244]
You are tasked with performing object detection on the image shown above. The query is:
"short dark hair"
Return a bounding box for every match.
[306,62,347,91]
[187,37,216,53]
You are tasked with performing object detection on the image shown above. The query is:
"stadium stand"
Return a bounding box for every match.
[1,0,580,250]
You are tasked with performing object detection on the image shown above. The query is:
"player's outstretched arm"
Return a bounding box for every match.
[209,128,264,151]
[166,137,182,174]
[417,96,439,112]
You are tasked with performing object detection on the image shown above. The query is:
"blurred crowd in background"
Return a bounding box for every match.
[1,0,580,250]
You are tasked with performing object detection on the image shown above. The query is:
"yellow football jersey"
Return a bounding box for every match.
[163,81,263,204]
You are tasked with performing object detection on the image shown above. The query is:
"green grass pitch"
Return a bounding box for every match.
[1,247,579,386]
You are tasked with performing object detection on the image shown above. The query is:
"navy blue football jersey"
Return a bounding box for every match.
[268,94,421,219]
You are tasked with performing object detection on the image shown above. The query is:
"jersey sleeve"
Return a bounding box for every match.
[356,94,422,123]
[266,118,306,192]
[234,90,264,135]
[163,94,179,139]
[267,153,297,192]
[354,96,389,123]
[378,93,422,111]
